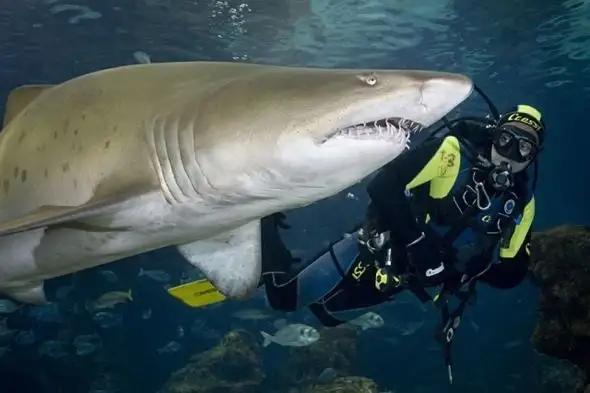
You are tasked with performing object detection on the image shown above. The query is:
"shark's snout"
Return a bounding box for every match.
[419,73,474,127]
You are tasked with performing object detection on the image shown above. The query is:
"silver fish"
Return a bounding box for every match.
[348,312,384,330]
[232,309,270,321]
[260,323,320,347]
[138,268,170,283]
[157,341,182,354]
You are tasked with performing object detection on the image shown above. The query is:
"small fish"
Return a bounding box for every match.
[157,341,181,354]
[317,367,337,383]
[0,299,19,314]
[190,318,207,335]
[74,334,101,356]
[190,318,219,340]
[348,312,384,330]
[39,340,69,359]
[398,321,424,336]
[176,326,184,338]
[345,192,358,200]
[180,268,204,283]
[0,318,15,339]
[232,309,270,321]
[260,323,320,347]
[507,373,523,380]
[87,290,132,311]
[76,342,98,356]
[99,270,119,283]
[73,333,99,346]
[93,312,123,328]
[468,316,480,332]
[133,51,151,64]
[15,330,35,345]
[138,268,170,283]
[502,340,524,349]
[142,309,152,320]
[55,285,73,300]
[28,303,64,323]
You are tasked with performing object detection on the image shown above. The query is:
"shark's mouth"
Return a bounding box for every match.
[321,117,425,144]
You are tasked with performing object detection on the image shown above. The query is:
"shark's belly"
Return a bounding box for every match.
[0,193,217,290]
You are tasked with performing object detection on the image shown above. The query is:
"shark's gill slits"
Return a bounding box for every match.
[320,117,424,144]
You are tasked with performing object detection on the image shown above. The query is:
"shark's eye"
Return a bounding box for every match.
[358,73,378,86]
[365,74,377,86]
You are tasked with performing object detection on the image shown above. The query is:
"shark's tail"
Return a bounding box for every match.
[138,268,145,277]
[260,331,273,347]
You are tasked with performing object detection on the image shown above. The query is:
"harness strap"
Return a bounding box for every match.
[434,280,476,384]
[309,302,347,327]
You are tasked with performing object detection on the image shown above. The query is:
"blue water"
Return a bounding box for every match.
[0,0,588,392]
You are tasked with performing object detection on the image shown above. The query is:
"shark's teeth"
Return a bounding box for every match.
[322,117,424,143]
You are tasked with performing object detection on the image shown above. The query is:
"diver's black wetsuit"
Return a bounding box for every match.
[262,120,535,327]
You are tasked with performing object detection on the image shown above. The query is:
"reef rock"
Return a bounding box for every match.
[273,325,358,388]
[533,353,586,393]
[530,225,590,382]
[302,376,382,393]
[160,329,264,393]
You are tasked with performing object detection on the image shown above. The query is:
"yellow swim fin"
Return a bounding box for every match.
[167,279,226,308]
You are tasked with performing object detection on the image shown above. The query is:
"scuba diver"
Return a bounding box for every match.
[261,91,545,383]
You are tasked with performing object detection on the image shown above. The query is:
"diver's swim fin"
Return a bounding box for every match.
[167,279,226,308]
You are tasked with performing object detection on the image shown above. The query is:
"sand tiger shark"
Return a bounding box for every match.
[0,61,473,304]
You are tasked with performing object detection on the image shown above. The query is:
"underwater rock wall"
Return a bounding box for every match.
[159,330,264,393]
[303,376,381,393]
[272,326,358,388]
[159,326,387,393]
[530,225,590,392]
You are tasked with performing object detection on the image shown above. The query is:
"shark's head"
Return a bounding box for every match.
[190,65,473,211]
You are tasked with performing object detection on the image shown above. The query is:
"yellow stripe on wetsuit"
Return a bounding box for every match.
[405,136,461,199]
[500,196,535,258]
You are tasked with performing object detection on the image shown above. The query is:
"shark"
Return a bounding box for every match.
[0,61,473,304]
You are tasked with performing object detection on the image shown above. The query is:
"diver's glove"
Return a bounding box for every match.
[405,232,450,286]
[270,212,291,229]
[261,213,300,274]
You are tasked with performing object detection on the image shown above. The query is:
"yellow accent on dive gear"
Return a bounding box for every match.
[500,196,535,258]
[168,279,226,308]
[406,136,462,199]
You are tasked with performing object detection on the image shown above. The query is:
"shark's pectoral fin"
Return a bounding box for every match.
[0,184,154,237]
[177,221,262,300]
[3,84,55,127]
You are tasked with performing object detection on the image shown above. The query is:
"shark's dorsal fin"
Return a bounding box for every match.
[3,84,55,127]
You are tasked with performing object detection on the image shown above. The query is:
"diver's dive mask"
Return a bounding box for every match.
[492,125,539,163]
